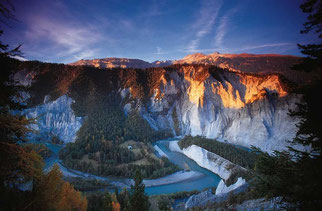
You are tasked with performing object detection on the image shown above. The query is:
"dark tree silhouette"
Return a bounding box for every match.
[130,170,149,211]
[294,0,322,71]
[0,0,22,57]
[253,1,322,209]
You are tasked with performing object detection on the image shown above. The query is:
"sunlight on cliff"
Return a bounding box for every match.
[183,67,209,107]
[187,80,205,106]
[153,74,168,100]
[241,75,287,104]
[212,74,288,108]
[212,82,245,109]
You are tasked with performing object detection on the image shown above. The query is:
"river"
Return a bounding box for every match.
[42,137,221,195]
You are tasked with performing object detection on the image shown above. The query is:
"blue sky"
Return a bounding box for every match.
[1,0,317,63]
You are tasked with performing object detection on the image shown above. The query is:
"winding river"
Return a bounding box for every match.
[42,137,221,195]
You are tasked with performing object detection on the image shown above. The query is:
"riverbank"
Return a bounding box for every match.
[143,170,203,187]
[42,137,222,195]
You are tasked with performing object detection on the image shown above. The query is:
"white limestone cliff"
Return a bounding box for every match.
[185,177,247,209]
[215,177,246,195]
[22,95,83,143]
[125,66,300,153]
[169,141,245,180]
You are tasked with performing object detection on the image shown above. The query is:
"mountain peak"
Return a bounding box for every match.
[182,53,207,61]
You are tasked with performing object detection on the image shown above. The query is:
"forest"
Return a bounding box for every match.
[56,66,178,178]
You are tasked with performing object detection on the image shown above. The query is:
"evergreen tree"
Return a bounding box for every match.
[288,0,322,208]
[0,3,44,206]
[253,1,322,209]
[129,170,149,211]
[293,0,322,72]
[0,0,22,57]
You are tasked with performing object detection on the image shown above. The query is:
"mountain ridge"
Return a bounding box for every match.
[69,52,310,84]
[69,52,301,69]
[9,56,301,153]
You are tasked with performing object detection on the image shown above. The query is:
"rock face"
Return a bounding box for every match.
[169,142,245,180]
[185,189,215,209]
[22,95,83,143]
[174,52,300,74]
[123,65,299,152]
[185,177,248,209]
[215,177,246,195]
[12,68,37,87]
[174,52,313,84]
[231,197,288,211]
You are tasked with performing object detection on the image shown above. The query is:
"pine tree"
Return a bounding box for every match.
[287,1,322,208]
[0,5,44,205]
[0,0,22,57]
[253,1,322,209]
[129,170,149,211]
[293,0,322,72]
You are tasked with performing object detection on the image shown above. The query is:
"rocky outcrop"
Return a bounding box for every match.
[169,141,245,180]
[230,197,289,211]
[185,189,215,209]
[22,95,83,143]
[186,194,288,210]
[12,68,37,87]
[185,178,248,209]
[215,177,246,195]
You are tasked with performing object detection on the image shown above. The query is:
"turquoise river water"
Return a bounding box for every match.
[41,138,221,195]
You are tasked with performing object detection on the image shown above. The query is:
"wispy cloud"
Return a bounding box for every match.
[213,6,240,48]
[236,43,295,52]
[213,15,229,48]
[18,0,116,63]
[186,0,222,52]
[24,15,104,62]
[181,42,296,54]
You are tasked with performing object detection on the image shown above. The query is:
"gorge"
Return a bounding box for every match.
[13,53,305,152]
[5,52,309,206]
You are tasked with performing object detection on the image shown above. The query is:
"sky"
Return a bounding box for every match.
[1,0,317,63]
